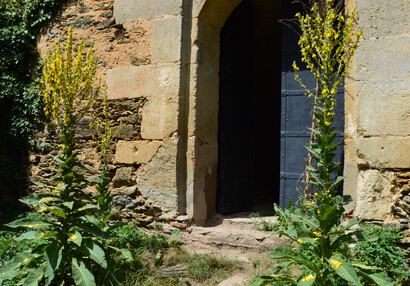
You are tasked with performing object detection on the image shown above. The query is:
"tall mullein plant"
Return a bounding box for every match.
[293,0,361,203]
[91,92,119,228]
[251,1,393,286]
[0,28,128,286]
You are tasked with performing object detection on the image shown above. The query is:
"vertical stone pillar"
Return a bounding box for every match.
[350,0,410,220]
[108,0,185,219]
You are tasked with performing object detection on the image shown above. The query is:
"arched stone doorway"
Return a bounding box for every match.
[189,0,345,223]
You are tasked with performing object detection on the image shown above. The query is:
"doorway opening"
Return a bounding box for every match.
[216,0,283,215]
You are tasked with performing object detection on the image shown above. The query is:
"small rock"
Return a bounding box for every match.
[104,42,114,52]
[97,61,107,67]
[59,36,68,42]
[76,117,93,139]
[70,17,92,29]
[47,29,60,38]
[79,6,87,14]
[170,221,188,230]
[106,36,115,42]
[176,215,190,222]
[113,125,137,140]
[66,12,77,18]
[113,167,135,187]
[137,216,154,227]
[393,206,408,218]
[130,55,149,66]
[101,12,113,18]
[123,186,138,196]
[84,40,94,47]
[97,19,115,30]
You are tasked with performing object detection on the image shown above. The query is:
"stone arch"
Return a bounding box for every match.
[187,0,242,224]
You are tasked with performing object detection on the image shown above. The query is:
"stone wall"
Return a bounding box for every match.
[32,0,178,224]
[30,0,410,227]
[345,0,410,228]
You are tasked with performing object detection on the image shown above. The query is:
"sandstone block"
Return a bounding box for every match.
[355,169,394,221]
[152,17,182,63]
[356,37,410,81]
[357,0,409,38]
[115,140,162,164]
[114,0,183,23]
[141,96,179,139]
[136,138,179,219]
[356,137,410,169]
[357,83,410,136]
[106,64,181,99]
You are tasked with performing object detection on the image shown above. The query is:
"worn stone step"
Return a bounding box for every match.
[183,225,286,253]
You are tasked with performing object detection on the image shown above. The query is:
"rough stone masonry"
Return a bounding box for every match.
[31,0,409,233]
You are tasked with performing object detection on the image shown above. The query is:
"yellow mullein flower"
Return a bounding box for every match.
[68,233,78,241]
[23,258,30,263]
[330,259,342,269]
[301,274,314,281]
[38,207,47,213]
[325,121,330,126]
[297,239,303,244]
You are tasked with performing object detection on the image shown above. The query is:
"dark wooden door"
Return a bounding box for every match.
[217,2,254,214]
[280,0,345,209]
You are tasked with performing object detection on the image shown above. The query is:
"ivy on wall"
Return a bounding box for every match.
[0,0,64,140]
[0,0,64,211]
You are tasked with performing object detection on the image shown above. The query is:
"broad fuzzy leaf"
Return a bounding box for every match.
[83,240,107,268]
[270,246,316,271]
[17,231,43,241]
[328,255,362,286]
[6,218,49,229]
[23,268,43,286]
[72,258,96,286]
[354,264,394,286]
[43,243,62,285]
[0,251,34,280]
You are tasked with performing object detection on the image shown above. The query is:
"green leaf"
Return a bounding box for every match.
[79,222,116,239]
[0,251,34,280]
[0,238,13,256]
[328,255,362,286]
[69,231,82,246]
[305,165,317,172]
[72,258,96,286]
[83,240,107,268]
[48,208,66,219]
[331,175,345,188]
[17,231,43,241]
[23,268,43,286]
[43,243,62,285]
[354,264,394,286]
[6,218,49,229]
[62,201,74,209]
[250,275,297,286]
[19,194,56,207]
[269,246,316,272]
